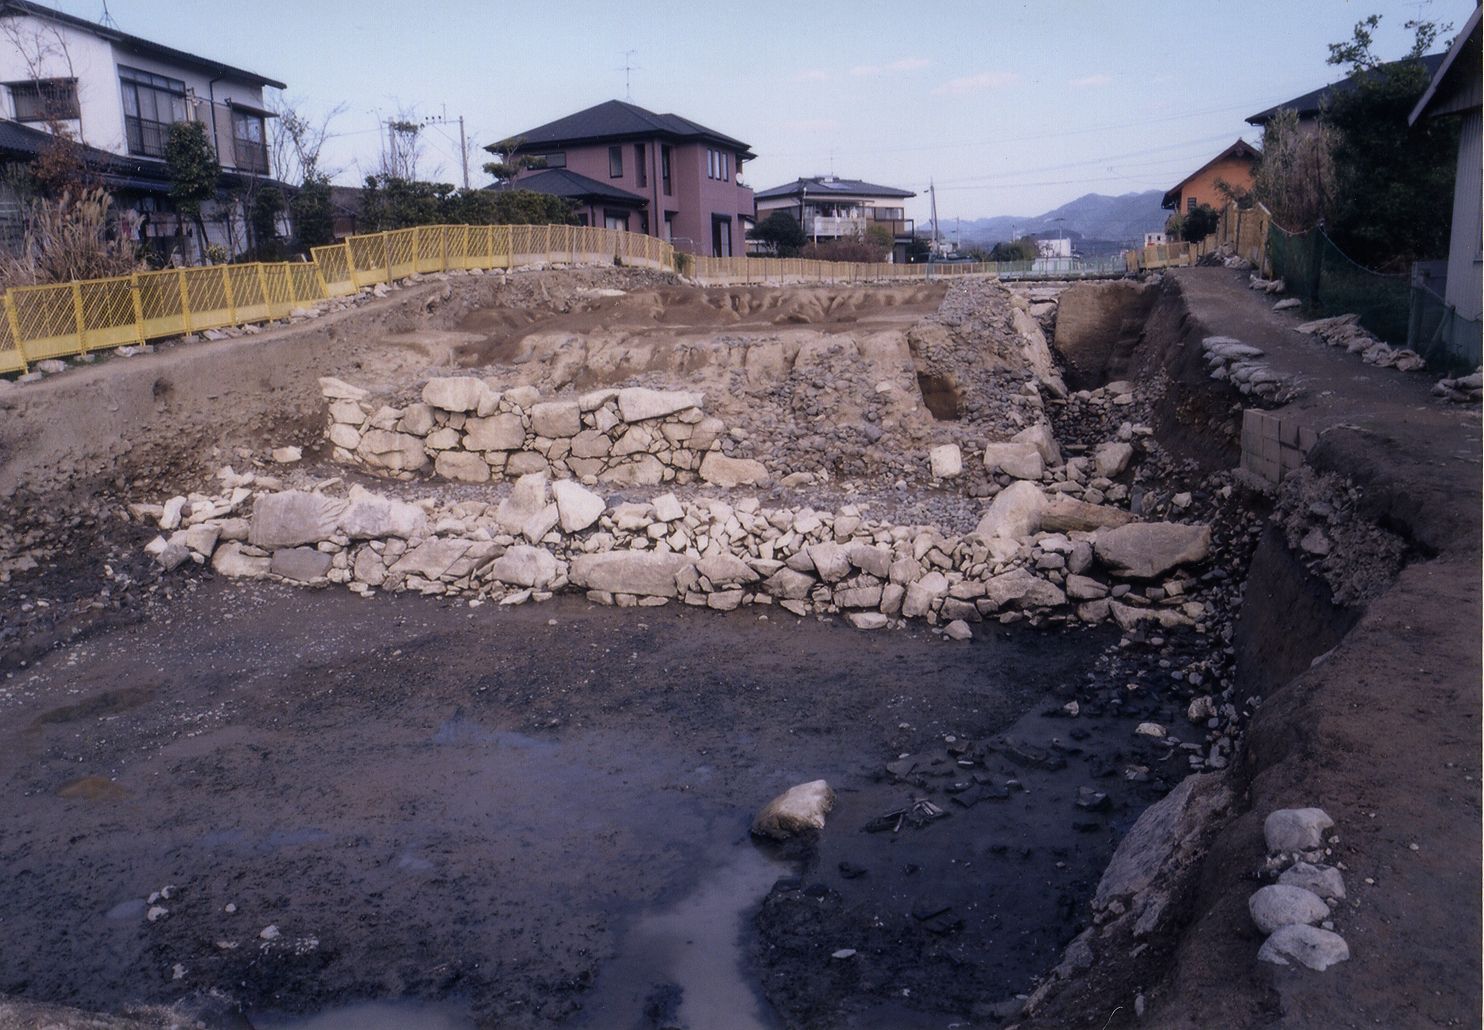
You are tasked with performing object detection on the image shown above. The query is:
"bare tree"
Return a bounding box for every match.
[378,108,426,181]
[268,93,346,185]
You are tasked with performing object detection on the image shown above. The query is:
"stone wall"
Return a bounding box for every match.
[1240,408,1317,486]
[139,470,1216,639]
[322,376,771,490]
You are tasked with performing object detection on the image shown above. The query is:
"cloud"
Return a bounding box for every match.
[793,68,830,82]
[1069,73,1113,88]
[931,71,1020,95]
[850,56,932,77]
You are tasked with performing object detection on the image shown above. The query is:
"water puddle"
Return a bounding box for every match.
[253,998,474,1029]
[579,841,792,1029]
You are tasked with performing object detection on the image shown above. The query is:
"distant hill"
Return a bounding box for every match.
[950,191,1166,248]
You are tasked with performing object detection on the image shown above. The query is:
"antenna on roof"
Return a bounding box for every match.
[98,0,120,28]
[619,50,641,102]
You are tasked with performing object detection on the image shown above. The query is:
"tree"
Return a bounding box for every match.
[747,211,806,257]
[1181,204,1220,242]
[1320,14,1458,267]
[291,173,335,249]
[247,184,285,258]
[164,121,220,263]
[482,138,548,184]
[906,234,931,263]
[989,237,1038,262]
[269,95,345,186]
[360,174,577,231]
[1252,107,1335,230]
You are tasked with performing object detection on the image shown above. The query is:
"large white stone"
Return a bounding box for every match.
[1249,884,1329,935]
[551,479,605,533]
[340,487,427,540]
[616,387,703,422]
[1094,441,1135,478]
[422,376,486,412]
[1040,495,1137,532]
[697,554,759,585]
[489,545,561,589]
[435,450,491,483]
[389,538,471,580]
[318,376,368,401]
[249,491,345,548]
[929,443,963,479]
[751,780,835,840]
[357,430,429,472]
[211,541,270,579]
[699,452,770,488]
[568,550,694,597]
[974,481,1046,540]
[1257,924,1350,971]
[464,414,525,451]
[983,441,1045,480]
[982,567,1065,610]
[902,570,949,618]
[495,473,549,535]
[529,400,581,438]
[1264,808,1335,853]
[1012,423,1062,465]
[1095,523,1211,579]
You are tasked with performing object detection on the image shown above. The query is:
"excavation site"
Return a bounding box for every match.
[0,263,1477,1030]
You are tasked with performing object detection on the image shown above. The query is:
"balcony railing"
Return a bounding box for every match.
[803,215,914,239]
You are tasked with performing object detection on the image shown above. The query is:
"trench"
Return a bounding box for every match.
[0,272,1370,1029]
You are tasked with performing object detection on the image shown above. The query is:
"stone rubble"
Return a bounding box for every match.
[1253,805,1350,971]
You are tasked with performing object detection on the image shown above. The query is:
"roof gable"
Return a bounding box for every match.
[755,176,916,201]
[0,0,285,88]
[497,100,755,159]
[1410,8,1482,124]
[1247,52,1445,125]
[1161,139,1260,208]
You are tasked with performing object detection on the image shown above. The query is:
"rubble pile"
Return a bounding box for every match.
[137,466,1219,636]
[322,377,768,490]
[1201,335,1304,405]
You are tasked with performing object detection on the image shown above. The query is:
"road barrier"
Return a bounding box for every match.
[0,223,1124,375]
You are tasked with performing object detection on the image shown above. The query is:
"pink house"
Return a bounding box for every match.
[491,100,756,257]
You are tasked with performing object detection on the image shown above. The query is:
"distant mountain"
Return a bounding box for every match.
[949,191,1166,248]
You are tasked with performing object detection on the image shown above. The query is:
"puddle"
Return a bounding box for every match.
[253,998,474,1029]
[579,841,792,1029]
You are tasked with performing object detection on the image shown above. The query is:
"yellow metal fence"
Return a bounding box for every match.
[0,223,1044,375]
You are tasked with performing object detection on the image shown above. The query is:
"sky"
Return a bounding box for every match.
[39,0,1478,224]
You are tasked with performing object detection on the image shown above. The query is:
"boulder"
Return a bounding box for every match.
[211,542,270,579]
[495,473,549,535]
[983,567,1066,610]
[398,403,436,436]
[568,550,693,597]
[339,488,427,540]
[551,479,605,533]
[1040,495,1137,532]
[318,376,368,401]
[529,400,581,438]
[1094,522,1211,579]
[489,545,561,589]
[569,429,612,459]
[435,450,491,483]
[929,443,963,479]
[1279,862,1346,900]
[846,612,888,630]
[697,554,760,585]
[751,780,835,840]
[1264,808,1335,853]
[974,480,1046,539]
[600,456,666,487]
[806,542,851,583]
[249,491,345,548]
[422,376,485,412]
[699,452,770,488]
[464,414,525,451]
[357,430,428,472]
[616,387,703,422]
[1249,884,1329,935]
[1012,423,1062,465]
[1094,441,1135,478]
[983,441,1045,480]
[1257,924,1350,971]
[389,538,471,580]
[902,570,950,618]
[270,547,333,582]
[764,568,815,600]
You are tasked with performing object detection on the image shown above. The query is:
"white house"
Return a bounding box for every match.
[754,176,916,261]
[0,0,286,260]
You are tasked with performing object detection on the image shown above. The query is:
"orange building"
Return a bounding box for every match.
[1161,139,1260,215]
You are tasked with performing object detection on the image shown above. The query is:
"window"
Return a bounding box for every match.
[604,210,628,231]
[711,214,732,257]
[608,145,623,178]
[661,145,672,196]
[8,79,79,122]
[537,151,565,168]
[120,66,188,158]
[705,148,730,182]
[720,152,729,182]
[706,149,715,179]
[1187,196,1197,213]
[634,144,647,188]
[231,109,268,174]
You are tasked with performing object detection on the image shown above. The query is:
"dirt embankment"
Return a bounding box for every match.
[1022,271,1481,1029]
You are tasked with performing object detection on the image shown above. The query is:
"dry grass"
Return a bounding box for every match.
[0,187,138,290]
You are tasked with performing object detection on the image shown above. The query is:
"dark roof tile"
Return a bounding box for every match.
[755,176,915,200]
[498,100,754,159]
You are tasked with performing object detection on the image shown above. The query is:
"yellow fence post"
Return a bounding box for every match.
[382,234,392,283]
[221,265,238,324]
[70,281,87,354]
[128,272,145,343]
[4,292,27,372]
[255,264,271,319]
[176,269,192,334]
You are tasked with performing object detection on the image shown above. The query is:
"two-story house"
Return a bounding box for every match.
[490,99,756,257]
[753,176,916,262]
[0,0,285,260]
[1160,139,1259,217]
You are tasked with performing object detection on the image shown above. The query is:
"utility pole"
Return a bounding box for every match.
[422,110,470,189]
[929,179,939,258]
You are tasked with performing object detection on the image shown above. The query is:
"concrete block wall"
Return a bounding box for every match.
[1241,409,1318,485]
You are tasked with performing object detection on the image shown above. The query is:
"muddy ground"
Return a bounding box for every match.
[0,575,1222,1028]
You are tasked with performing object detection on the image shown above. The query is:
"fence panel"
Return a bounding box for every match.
[347,233,389,285]
[77,276,140,352]
[0,295,25,373]
[182,266,234,331]
[312,244,356,296]
[289,262,327,306]
[10,283,82,360]
[414,226,443,274]
[222,264,266,323]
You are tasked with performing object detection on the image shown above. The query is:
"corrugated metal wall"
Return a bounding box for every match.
[1444,109,1481,324]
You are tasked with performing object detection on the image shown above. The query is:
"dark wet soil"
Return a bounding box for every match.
[0,577,1196,1028]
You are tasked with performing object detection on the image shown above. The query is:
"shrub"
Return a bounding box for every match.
[0,187,136,288]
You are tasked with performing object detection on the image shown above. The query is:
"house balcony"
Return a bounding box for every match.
[803,214,915,239]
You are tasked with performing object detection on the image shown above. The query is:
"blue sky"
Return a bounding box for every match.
[44,0,1477,222]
